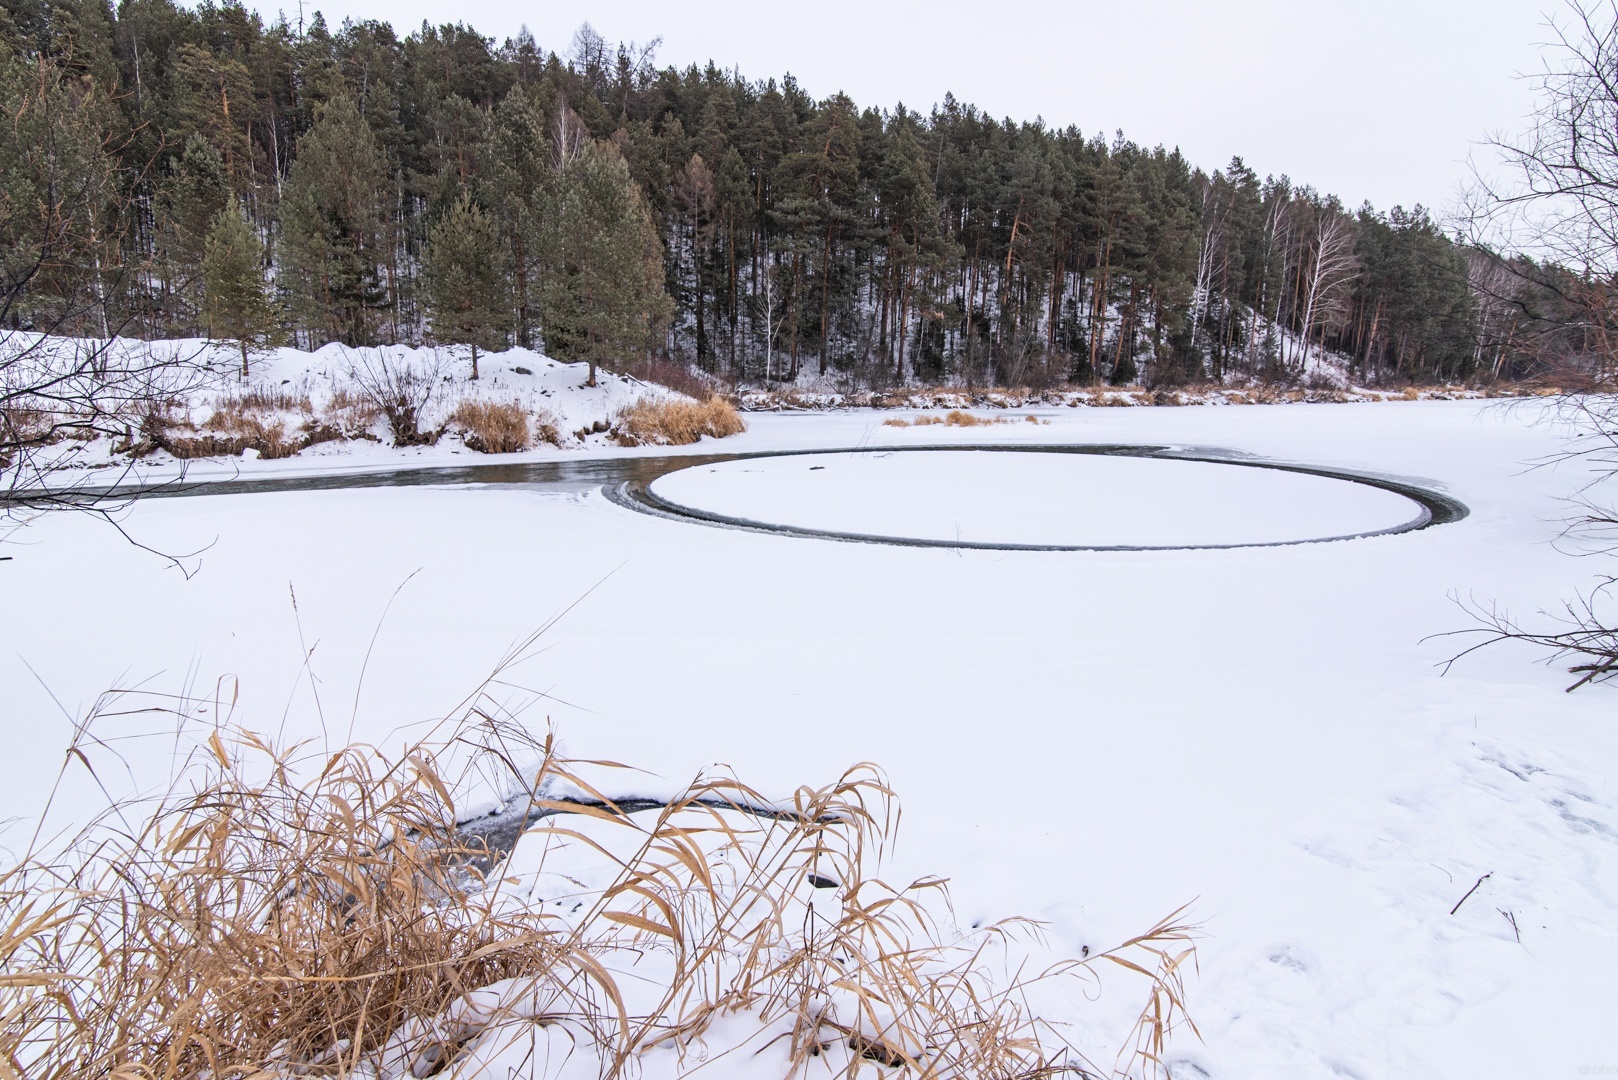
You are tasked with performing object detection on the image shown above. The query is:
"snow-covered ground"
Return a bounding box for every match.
[3,399,1616,1077]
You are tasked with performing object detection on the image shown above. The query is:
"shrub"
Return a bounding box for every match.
[614,396,746,446]
[618,356,718,401]
[229,384,313,413]
[450,399,532,454]
[345,350,442,447]
[144,392,354,459]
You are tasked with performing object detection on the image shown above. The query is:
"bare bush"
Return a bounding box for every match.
[613,396,746,446]
[620,356,720,401]
[345,349,443,447]
[1450,583,1618,690]
[2,334,216,513]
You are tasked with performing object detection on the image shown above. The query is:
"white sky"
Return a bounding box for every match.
[267,0,1556,214]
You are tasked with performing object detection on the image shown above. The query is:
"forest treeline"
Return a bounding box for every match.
[0,0,1587,388]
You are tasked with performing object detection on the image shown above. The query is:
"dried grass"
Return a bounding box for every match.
[0,687,1197,1080]
[884,410,1014,429]
[450,400,534,454]
[145,391,352,459]
[619,358,719,402]
[614,397,747,446]
[322,386,385,438]
[229,385,314,413]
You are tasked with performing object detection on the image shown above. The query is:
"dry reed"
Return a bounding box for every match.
[0,692,1196,1080]
[614,397,747,446]
[322,386,385,437]
[884,410,1014,429]
[450,400,535,454]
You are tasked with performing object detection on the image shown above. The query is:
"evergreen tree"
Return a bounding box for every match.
[278,95,390,347]
[542,140,671,386]
[153,134,229,325]
[0,47,124,334]
[422,191,506,378]
[200,195,277,376]
[480,84,551,348]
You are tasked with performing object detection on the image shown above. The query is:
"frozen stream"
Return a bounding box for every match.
[139,443,1466,551]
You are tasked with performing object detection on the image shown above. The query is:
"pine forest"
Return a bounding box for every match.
[0,1,1582,390]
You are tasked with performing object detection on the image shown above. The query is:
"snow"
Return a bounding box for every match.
[4,398,1618,1077]
[647,449,1426,548]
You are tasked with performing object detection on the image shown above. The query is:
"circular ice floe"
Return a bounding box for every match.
[638,448,1447,550]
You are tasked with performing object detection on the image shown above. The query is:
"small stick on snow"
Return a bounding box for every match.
[1450,871,1492,915]
[1498,909,1521,942]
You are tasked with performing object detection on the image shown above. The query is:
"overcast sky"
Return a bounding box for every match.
[268,0,1555,214]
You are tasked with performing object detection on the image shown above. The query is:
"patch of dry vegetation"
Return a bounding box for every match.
[0,691,1197,1080]
[882,410,1031,428]
[321,386,385,437]
[144,390,351,459]
[614,396,747,446]
[448,399,557,453]
[617,357,719,402]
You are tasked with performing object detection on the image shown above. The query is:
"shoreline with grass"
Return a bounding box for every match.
[12,336,1564,503]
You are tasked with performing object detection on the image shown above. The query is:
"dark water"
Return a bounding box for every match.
[143,452,742,499]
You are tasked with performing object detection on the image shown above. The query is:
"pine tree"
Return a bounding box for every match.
[278,95,390,347]
[481,85,551,348]
[0,48,124,335]
[154,134,229,325]
[201,196,278,376]
[542,140,671,387]
[423,191,506,379]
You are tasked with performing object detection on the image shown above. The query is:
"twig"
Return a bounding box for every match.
[1450,871,1493,915]
[1497,908,1521,942]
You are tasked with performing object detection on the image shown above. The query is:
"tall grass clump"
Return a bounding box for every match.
[614,396,746,446]
[1,692,1196,1079]
[450,399,543,453]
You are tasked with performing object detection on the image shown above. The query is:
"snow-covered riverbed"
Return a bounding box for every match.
[2,399,1614,1078]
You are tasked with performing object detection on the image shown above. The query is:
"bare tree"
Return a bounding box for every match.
[1290,200,1360,373]
[1188,182,1224,359]
[1,51,221,534]
[1452,2,1618,687]
[1463,0,1618,381]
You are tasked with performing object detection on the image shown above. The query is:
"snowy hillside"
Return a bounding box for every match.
[10,337,748,492]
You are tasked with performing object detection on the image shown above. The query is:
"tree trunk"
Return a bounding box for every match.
[819,226,833,375]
